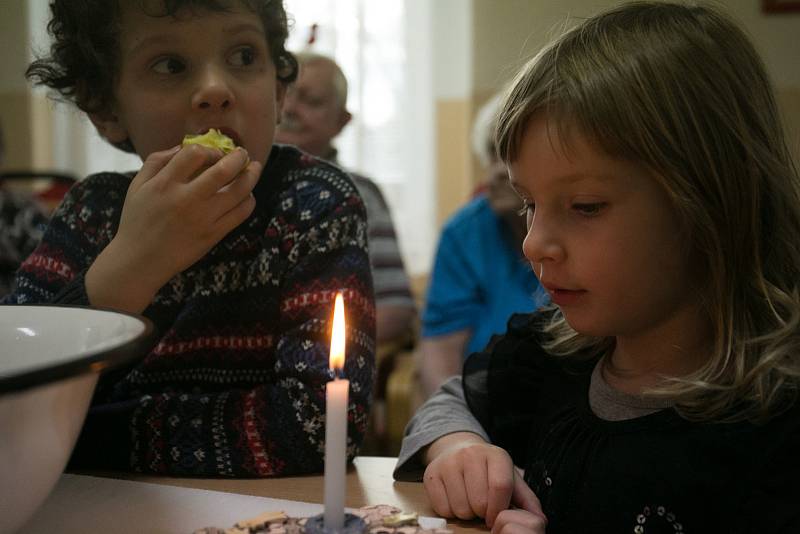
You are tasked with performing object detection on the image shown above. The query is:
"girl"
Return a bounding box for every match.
[394,2,800,532]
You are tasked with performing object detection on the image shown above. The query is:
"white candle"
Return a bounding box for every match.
[324,292,348,530]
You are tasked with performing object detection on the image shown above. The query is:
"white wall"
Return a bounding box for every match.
[432,0,473,100]
[398,0,437,275]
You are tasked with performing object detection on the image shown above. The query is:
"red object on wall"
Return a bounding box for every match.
[762,0,800,13]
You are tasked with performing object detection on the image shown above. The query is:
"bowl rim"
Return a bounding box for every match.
[0,304,156,395]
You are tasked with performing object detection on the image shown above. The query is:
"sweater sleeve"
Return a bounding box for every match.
[394,312,558,481]
[393,375,489,481]
[351,175,414,310]
[74,163,377,477]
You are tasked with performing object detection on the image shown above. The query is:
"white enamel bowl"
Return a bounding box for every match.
[0,305,153,534]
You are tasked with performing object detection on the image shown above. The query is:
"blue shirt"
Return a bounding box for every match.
[422,195,548,357]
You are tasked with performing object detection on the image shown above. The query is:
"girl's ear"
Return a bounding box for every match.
[88,110,129,145]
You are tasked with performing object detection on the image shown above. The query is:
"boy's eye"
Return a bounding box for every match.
[230,46,257,67]
[152,57,186,75]
[573,202,606,216]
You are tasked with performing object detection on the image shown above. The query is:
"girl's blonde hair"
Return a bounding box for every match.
[496,1,800,422]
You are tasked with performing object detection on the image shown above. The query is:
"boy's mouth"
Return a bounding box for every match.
[195,126,242,147]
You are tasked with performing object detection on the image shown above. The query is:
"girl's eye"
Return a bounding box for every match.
[152,57,186,75]
[573,202,606,216]
[230,46,257,67]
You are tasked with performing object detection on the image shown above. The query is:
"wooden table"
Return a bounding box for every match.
[105,456,488,534]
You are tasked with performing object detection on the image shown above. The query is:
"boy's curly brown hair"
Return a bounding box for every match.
[26,0,298,118]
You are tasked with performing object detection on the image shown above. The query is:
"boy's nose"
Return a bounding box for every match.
[192,67,235,110]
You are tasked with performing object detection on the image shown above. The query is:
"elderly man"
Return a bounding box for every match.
[276,52,416,346]
[417,95,549,398]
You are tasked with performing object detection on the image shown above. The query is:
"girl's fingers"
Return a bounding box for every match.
[423,471,453,519]
[491,510,547,534]
[484,453,515,527]
[440,463,474,520]
[462,453,489,520]
[511,472,546,521]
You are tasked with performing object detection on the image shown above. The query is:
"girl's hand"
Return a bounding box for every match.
[422,433,546,529]
[86,144,260,313]
[491,509,547,534]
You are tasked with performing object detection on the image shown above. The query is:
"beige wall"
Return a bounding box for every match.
[0,91,33,169]
[726,0,800,158]
[434,0,543,225]
[778,88,800,159]
[434,0,800,227]
[0,0,55,171]
[435,99,474,226]
[0,0,32,169]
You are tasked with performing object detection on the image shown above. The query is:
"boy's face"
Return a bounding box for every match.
[509,115,703,347]
[91,2,285,166]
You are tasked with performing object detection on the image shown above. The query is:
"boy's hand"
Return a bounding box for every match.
[422,433,546,529]
[86,144,260,313]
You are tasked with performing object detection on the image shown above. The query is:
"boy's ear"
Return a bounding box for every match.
[88,110,129,145]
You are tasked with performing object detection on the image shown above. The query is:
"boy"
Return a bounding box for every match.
[8,0,375,477]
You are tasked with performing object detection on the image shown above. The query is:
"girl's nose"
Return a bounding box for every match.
[522,212,565,270]
[192,66,234,110]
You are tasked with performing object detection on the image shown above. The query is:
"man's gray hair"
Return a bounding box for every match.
[471,93,503,168]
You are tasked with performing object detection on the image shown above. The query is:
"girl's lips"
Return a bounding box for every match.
[544,286,586,307]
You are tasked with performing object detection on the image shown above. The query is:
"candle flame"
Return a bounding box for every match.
[329,292,345,371]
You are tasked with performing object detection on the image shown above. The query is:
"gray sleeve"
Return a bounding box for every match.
[351,176,415,309]
[392,375,489,481]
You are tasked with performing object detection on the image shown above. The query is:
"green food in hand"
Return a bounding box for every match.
[182,128,236,153]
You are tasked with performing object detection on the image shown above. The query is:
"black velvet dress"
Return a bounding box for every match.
[463,312,800,533]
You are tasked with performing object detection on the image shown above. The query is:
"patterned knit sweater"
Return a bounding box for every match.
[3,145,376,477]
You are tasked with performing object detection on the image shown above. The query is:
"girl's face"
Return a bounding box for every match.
[91,2,285,166]
[509,115,700,344]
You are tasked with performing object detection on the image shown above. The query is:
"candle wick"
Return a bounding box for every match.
[329,367,344,380]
